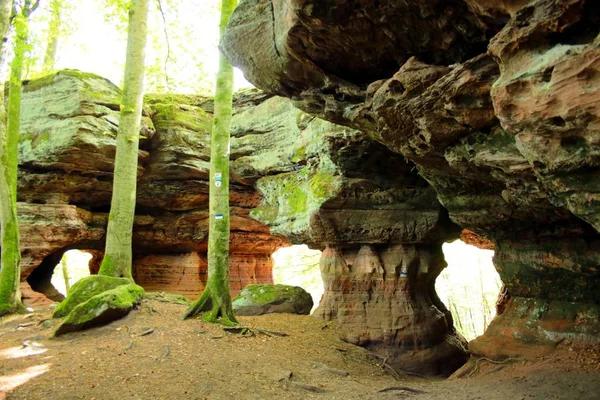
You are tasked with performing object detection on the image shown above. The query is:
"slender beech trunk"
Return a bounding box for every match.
[0,1,34,316]
[98,0,148,280]
[184,0,238,323]
[61,255,70,293]
[42,0,61,73]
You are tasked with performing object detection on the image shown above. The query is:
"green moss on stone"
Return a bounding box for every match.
[250,162,341,242]
[151,102,211,132]
[232,284,313,315]
[53,275,132,318]
[22,69,118,92]
[309,170,338,200]
[53,283,144,336]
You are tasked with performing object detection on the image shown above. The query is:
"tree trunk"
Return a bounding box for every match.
[42,0,61,74]
[0,1,30,316]
[61,254,70,293]
[98,0,149,280]
[183,0,238,324]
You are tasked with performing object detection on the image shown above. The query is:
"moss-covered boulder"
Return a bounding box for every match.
[53,275,132,318]
[232,284,313,316]
[54,282,144,336]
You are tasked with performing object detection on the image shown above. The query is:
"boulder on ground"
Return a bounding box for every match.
[232,284,313,316]
[53,275,131,318]
[52,275,144,336]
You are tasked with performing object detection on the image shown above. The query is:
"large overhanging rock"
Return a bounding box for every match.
[223,0,491,97]
[222,0,600,368]
[225,84,466,375]
[489,0,600,232]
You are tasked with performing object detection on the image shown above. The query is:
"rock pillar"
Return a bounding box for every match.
[315,243,468,376]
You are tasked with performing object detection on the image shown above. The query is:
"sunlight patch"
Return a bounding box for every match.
[0,363,51,394]
[0,342,47,360]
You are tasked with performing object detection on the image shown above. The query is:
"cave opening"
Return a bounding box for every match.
[27,249,98,301]
[437,240,501,341]
[50,250,94,296]
[271,245,323,313]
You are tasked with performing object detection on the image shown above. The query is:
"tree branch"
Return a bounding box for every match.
[156,0,171,91]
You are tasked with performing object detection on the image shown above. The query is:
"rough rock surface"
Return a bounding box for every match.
[6,69,469,374]
[9,71,288,301]
[233,74,466,374]
[223,0,600,371]
[232,283,313,315]
[314,244,468,376]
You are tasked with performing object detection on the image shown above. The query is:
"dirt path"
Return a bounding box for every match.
[1,296,599,399]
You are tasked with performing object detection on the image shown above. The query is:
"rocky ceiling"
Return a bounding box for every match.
[222,0,600,372]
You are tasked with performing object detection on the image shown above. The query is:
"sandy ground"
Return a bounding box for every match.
[1,295,599,400]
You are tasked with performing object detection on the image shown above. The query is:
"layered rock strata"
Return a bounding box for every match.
[8,69,469,375]
[222,0,600,366]
[236,82,467,374]
[315,244,467,376]
[11,70,287,300]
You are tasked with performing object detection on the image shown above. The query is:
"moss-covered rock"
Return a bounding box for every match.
[53,275,132,318]
[53,282,144,336]
[142,94,213,180]
[19,69,153,176]
[232,284,313,316]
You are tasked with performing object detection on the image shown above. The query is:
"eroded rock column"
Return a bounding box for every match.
[470,238,600,358]
[315,243,467,376]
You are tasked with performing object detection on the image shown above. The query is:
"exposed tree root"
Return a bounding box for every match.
[182,286,238,326]
[367,352,427,379]
[468,356,521,377]
[378,386,426,394]
[223,326,289,337]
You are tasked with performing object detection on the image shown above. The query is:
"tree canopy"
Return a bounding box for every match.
[21,0,248,94]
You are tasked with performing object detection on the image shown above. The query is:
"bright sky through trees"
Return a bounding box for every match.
[24,0,251,94]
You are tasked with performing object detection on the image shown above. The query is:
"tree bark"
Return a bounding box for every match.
[42,0,62,73]
[0,1,37,316]
[61,254,70,293]
[183,0,238,324]
[98,0,148,280]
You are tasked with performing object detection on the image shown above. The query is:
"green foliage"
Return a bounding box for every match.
[22,0,230,93]
[101,0,133,31]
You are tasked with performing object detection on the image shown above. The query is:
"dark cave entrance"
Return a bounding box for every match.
[27,249,102,300]
[271,245,323,313]
[437,239,501,341]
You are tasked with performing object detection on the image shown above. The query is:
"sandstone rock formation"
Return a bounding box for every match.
[222,0,600,373]
[7,68,470,375]
[235,76,467,374]
[12,70,288,300]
